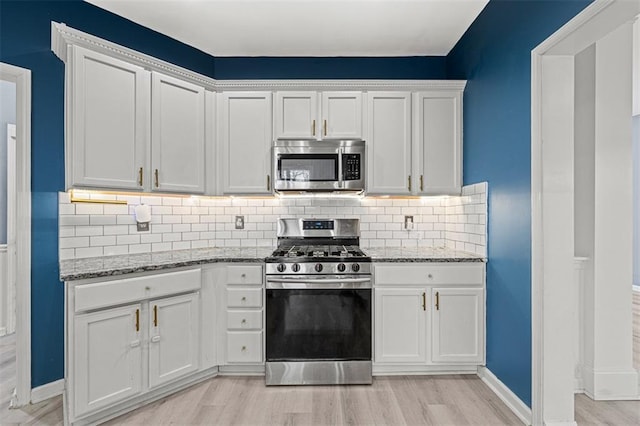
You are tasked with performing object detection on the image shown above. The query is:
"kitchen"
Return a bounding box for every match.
[1,1,639,425]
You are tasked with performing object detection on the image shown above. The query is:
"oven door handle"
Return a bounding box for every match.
[266,277,372,289]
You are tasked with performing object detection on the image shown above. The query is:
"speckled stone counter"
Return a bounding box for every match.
[60,247,274,281]
[365,247,485,263]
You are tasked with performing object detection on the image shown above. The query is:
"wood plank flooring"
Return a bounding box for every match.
[0,334,63,425]
[103,375,522,426]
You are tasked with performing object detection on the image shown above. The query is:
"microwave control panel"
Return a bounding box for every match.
[342,154,361,181]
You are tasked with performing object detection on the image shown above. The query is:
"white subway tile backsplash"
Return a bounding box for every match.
[59,182,488,259]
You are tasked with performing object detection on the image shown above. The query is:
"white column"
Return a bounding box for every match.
[541,54,577,424]
[586,21,638,399]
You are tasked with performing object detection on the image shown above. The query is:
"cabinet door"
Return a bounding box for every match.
[151,72,205,193]
[70,46,149,190]
[148,293,200,388]
[367,92,412,195]
[414,91,462,195]
[220,92,273,194]
[374,288,427,364]
[321,91,363,139]
[74,304,142,416]
[274,91,319,139]
[431,287,484,364]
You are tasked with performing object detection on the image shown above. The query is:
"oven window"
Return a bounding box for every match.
[278,154,338,182]
[266,289,371,361]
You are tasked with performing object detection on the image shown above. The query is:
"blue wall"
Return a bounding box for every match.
[0,0,445,387]
[214,56,446,79]
[447,0,591,407]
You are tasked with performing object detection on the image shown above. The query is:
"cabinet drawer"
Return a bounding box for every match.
[75,269,201,312]
[227,288,262,308]
[227,265,263,285]
[227,310,263,330]
[375,263,483,286]
[227,332,263,363]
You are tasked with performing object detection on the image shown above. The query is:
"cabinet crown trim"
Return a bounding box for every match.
[51,22,466,92]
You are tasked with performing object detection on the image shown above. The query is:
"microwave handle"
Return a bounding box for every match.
[338,147,344,188]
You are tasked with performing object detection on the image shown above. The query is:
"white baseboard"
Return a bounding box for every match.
[478,366,532,425]
[581,366,639,400]
[544,422,577,426]
[373,364,478,375]
[31,379,64,404]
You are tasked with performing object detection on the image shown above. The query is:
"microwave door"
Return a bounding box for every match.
[275,153,341,191]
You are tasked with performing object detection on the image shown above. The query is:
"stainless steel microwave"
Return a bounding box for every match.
[273,139,365,193]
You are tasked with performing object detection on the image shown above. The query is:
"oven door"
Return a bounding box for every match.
[265,276,372,362]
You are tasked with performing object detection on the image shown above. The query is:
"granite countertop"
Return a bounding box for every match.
[60,246,485,281]
[60,247,274,281]
[365,246,486,263]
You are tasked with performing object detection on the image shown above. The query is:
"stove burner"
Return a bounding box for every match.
[271,245,367,260]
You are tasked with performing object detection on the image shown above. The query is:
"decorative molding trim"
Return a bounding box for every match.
[581,366,640,400]
[31,379,64,404]
[1,62,32,409]
[478,367,532,425]
[50,22,217,90]
[215,79,467,91]
[50,22,466,93]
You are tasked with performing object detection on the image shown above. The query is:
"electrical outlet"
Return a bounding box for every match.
[404,215,414,230]
[235,215,245,229]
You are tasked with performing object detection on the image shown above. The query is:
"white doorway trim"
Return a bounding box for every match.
[531,0,640,424]
[0,62,32,408]
[5,123,17,337]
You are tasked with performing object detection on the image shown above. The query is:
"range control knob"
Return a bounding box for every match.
[352,263,361,272]
[337,263,346,272]
[292,263,300,272]
[276,263,286,273]
[315,263,324,273]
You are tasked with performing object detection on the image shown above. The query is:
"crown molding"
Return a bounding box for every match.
[51,22,218,90]
[214,80,466,91]
[51,21,466,93]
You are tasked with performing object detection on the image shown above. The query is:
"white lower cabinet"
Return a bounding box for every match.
[74,304,143,415]
[148,293,200,388]
[219,264,264,367]
[66,268,204,423]
[373,263,485,371]
[374,288,427,364]
[431,287,484,364]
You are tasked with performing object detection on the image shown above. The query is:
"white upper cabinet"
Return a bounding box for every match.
[366,92,412,195]
[69,46,149,190]
[220,92,273,194]
[151,72,206,193]
[273,91,363,140]
[413,91,462,195]
[273,92,318,139]
[321,91,363,139]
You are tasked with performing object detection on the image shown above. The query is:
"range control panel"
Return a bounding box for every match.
[342,154,361,181]
[302,220,334,230]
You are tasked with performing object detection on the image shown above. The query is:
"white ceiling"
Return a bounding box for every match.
[86,0,488,57]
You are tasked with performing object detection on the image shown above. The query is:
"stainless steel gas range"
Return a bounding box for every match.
[264,218,372,386]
